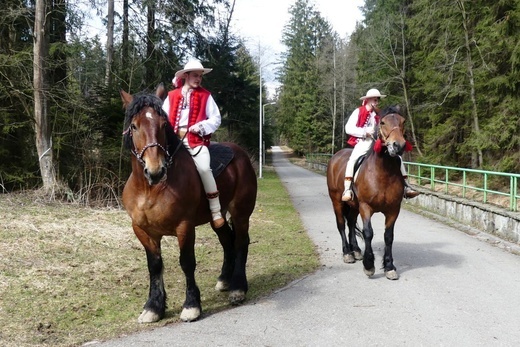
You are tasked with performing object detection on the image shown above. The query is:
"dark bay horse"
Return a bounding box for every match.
[120,86,257,323]
[327,106,408,280]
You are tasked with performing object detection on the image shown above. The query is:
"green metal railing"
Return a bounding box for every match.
[305,153,520,212]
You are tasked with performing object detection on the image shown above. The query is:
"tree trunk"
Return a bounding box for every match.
[222,0,236,45]
[458,0,483,168]
[34,0,58,194]
[121,0,129,91]
[397,11,422,156]
[105,0,115,88]
[145,2,155,87]
[332,44,336,154]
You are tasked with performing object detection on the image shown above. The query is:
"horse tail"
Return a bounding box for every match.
[355,223,364,240]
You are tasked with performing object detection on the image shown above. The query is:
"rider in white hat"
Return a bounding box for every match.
[342,88,419,201]
[162,59,224,228]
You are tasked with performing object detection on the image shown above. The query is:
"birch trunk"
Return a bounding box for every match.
[33,0,57,195]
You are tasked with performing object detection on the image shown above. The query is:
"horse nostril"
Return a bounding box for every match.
[391,142,403,152]
[144,165,167,185]
[158,167,166,180]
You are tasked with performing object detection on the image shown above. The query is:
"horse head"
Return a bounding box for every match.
[377,105,407,157]
[121,86,174,185]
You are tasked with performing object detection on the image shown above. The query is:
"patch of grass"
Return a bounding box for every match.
[0,167,319,346]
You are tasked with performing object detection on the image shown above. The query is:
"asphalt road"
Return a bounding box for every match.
[96,147,520,347]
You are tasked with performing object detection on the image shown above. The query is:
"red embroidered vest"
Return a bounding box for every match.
[347,106,375,147]
[167,87,212,148]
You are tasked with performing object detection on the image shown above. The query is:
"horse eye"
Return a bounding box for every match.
[131,124,137,131]
[380,121,385,126]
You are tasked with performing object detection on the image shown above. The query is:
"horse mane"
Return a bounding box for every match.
[380,105,402,119]
[123,92,179,151]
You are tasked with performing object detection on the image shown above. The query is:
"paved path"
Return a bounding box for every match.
[98,147,520,346]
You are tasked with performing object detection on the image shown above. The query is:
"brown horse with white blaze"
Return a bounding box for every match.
[120,85,257,323]
[327,105,409,280]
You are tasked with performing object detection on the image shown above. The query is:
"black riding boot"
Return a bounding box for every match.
[404,180,419,199]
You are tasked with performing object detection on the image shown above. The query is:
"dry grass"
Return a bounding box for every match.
[0,168,319,347]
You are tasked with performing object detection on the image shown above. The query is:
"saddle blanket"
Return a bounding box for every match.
[209,143,234,178]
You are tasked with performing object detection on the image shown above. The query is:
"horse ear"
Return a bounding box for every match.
[156,83,168,101]
[120,90,133,109]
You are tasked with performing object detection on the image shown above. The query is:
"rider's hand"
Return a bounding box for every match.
[189,123,203,135]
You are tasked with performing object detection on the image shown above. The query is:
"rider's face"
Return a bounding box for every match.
[185,71,203,89]
[366,97,380,111]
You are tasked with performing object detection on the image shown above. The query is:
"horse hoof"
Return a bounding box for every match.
[137,309,161,324]
[229,290,246,305]
[385,270,399,280]
[354,251,363,260]
[215,279,230,291]
[363,267,375,277]
[180,307,201,322]
[343,253,356,263]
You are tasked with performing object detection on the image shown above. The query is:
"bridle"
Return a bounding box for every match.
[379,126,400,143]
[131,141,172,167]
[378,114,402,144]
[124,120,187,169]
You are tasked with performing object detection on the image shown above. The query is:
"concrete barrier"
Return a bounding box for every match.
[405,187,520,249]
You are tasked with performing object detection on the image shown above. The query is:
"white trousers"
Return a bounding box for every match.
[344,139,407,179]
[184,140,220,213]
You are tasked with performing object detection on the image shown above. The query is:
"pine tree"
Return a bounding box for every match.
[278,0,335,154]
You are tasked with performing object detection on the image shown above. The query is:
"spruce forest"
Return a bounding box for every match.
[1,0,518,203]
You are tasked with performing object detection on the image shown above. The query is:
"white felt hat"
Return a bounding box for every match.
[360,88,387,100]
[174,60,212,79]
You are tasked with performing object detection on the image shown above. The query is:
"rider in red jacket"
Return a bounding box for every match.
[342,89,419,201]
[162,60,224,228]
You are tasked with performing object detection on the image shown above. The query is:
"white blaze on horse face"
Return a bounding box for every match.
[146,111,152,119]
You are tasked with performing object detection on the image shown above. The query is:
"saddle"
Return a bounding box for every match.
[352,154,367,182]
[209,143,234,178]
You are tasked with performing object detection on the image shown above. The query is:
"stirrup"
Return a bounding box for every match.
[211,211,225,228]
[341,190,352,202]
